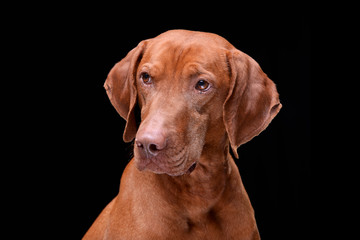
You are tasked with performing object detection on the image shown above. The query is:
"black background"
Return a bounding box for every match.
[17,5,312,240]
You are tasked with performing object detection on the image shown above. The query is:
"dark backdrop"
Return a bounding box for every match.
[27,7,312,240]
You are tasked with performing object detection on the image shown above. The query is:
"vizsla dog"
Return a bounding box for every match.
[83,30,281,240]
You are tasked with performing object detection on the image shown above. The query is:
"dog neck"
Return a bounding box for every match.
[153,140,233,214]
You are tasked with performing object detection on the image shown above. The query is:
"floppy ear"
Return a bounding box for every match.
[224,49,282,158]
[104,40,147,142]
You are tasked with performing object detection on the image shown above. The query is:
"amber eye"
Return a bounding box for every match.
[140,72,152,84]
[195,79,210,92]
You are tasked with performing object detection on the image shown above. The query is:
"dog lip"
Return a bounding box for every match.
[135,147,196,176]
[135,157,150,171]
[136,157,197,177]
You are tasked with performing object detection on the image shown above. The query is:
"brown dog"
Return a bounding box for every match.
[83,30,281,240]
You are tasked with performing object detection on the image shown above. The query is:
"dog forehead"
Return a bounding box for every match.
[146,40,204,60]
[154,30,233,47]
[141,33,230,77]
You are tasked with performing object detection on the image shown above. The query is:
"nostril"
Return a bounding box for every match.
[135,133,166,158]
[149,144,159,153]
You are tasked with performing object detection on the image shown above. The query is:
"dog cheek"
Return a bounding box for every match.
[187,113,208,160]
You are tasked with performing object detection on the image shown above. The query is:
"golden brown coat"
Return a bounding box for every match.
[83,30,281,240]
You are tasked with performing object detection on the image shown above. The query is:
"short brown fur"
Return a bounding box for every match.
[83,30,281,240]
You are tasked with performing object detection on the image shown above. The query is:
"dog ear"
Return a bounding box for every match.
[104,40,147,142]
[224,49,282,158]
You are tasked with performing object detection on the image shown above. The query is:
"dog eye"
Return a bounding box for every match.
[140,72,152,84]
[195,79,210,92]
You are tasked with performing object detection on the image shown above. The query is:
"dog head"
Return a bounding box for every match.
[104,30,281,176]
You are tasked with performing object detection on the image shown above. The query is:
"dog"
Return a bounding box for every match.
[83,29,281,239]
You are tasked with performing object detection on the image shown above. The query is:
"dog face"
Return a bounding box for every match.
[104,30,281,176]
[133,35,232,176]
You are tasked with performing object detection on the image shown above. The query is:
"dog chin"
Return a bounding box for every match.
[135,158,197,176]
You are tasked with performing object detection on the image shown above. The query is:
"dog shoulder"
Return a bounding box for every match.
[82,197,116,239]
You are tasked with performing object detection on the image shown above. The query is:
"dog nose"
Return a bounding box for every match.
[135,131,166,158]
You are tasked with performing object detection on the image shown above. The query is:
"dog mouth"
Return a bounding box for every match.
[157,161,197,176]
[137,159,197,176]
[134,137,201,176]
[135,148,198,176]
